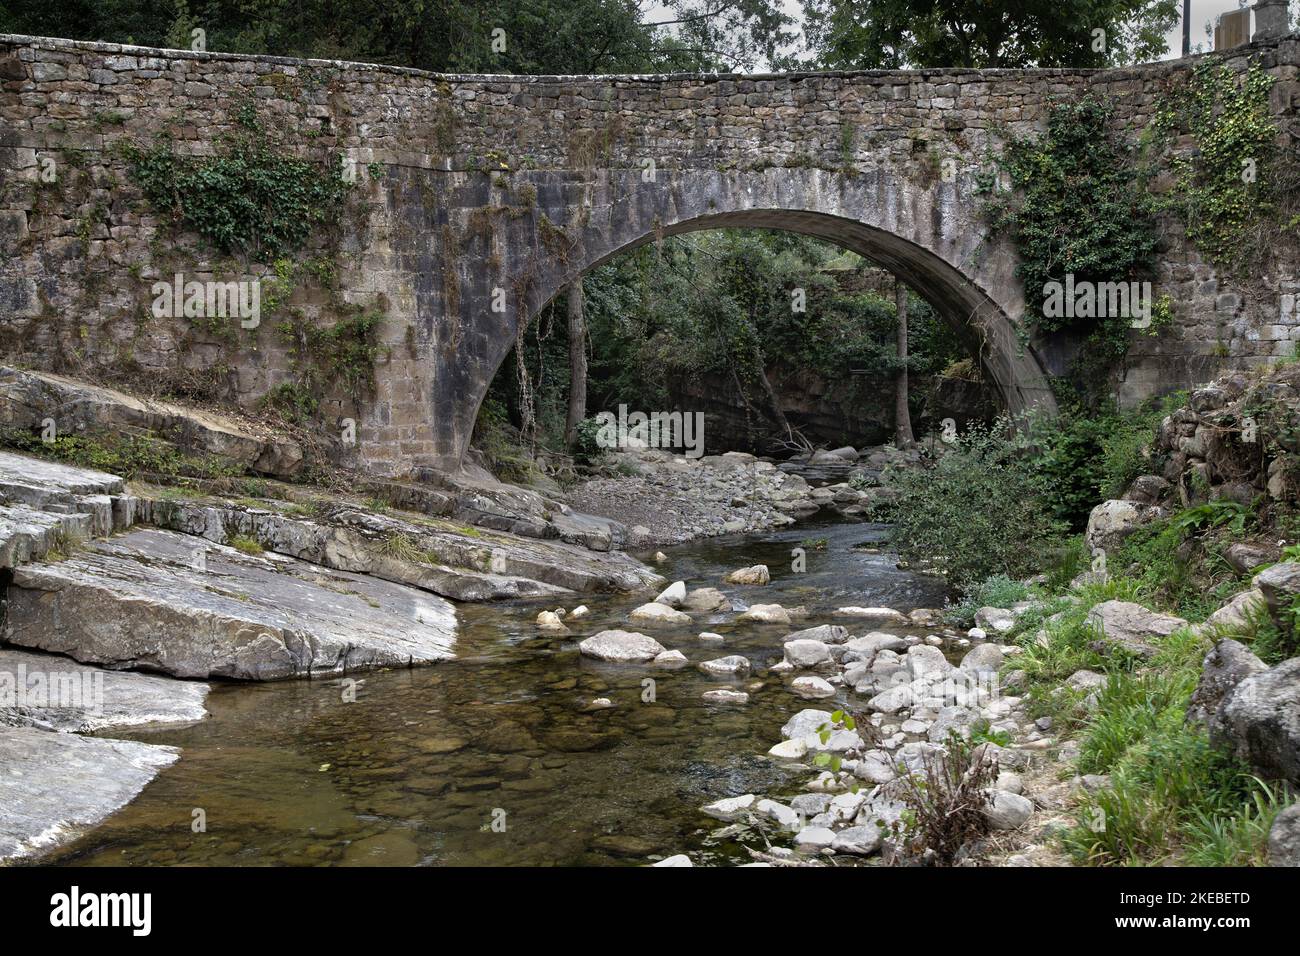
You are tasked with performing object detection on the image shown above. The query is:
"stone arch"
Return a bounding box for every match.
[441,166,1057,470]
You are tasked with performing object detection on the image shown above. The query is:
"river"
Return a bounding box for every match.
[38,517,949,866]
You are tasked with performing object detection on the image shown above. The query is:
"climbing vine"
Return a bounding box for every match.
[982,95,1161,362]
[123,107,351,259]
[1153,60,1295,271]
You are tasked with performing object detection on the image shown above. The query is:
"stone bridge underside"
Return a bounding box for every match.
[2,34,1298,474]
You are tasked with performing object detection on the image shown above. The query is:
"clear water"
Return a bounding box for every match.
[39,520,948,867]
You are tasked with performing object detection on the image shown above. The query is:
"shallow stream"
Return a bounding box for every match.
[43,519,947,866]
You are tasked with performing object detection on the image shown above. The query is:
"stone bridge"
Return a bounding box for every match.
[1,33,1298,474]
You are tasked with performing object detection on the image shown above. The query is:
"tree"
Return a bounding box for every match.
[0,0,791,74]
[797,0,1179,69]
[894,278,914,447]
[564,280,588,448]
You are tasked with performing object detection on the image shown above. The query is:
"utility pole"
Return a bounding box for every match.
[1182,0,1191,56]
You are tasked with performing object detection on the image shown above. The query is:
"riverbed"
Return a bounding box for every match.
[38,519,948,867]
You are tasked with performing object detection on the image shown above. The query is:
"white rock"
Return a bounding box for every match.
[784,638,831,668]
[569,605,590,619]
[698,631,725,643]
[725,564,770,585]
[968,626,988,640]
[831,825,883,856]
[781,709,835,740]
[651,854,693,867]
[655,581,687,607]
[702,688,749,704]
[629,602,692,626]
[996,772,1024,795]
[960,643,1004,674]
[755,799,801,831]
[589,697,614,709]
[906,644,952,678]
[653,551,668,563]
[738,603,791,624]
[983,789,1034,829]
[768,737,808,759]
[535,610,569,632]
[578,630,667,663]
[834,606,909,626]
[702,793,756,821]
[794,826,837,849]
[653,649,689,667]
[791,675,836,699]
[698,654,750,676]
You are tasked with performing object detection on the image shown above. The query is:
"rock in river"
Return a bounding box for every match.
[0,726,179,862]
[725,565,770,585]
[579,630,668,663]
[629,602,692,626]
[2,528,457,680]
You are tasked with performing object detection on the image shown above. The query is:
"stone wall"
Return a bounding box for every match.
[1,33,1298,475]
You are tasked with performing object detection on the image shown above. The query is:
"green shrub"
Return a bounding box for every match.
[882,418,1066,592]
[945,573,1030,626]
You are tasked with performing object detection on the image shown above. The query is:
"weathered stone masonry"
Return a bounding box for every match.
[1,33,1298,475]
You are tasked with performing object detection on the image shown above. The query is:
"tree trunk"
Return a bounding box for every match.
[564,280,588,448]
[894,280,915,447]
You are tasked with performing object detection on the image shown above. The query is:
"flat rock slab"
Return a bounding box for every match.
[0,502,92,568]
[4,528,456,680]
[0,449,124,499]
[0,725,178,862]
[0,649,209,732]
[0,366,302,477]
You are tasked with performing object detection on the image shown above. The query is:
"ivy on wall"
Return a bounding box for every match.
[1153,60,1295,272]
[981,95,1161,362]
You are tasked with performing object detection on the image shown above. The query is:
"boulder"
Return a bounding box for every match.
[905,644,952,678]
[781,709,835,740]
[702,793,756,821]
[1254,562,1300,633]
[1225,543,1278,575]
[698,655,750,677]
[1186,639,1268,726]
[794,826,836,849]
[738,604,791,625]
[1268,803,1300,866]
[982,789,1033,830]
[831,825,883,856]
[834,606,909,627]
[784,639,831,668]
[754,799,801,831]
[654,581,687,607]
[702,688,749,704]
[768,738,808,759]
[682,587,731,612]
[0,726,179,862]
[579,630,667,663]
[1085,499,1165,554]
[1085,600,1188,658]
[0,648,208,733]
[1210,658,1300,786]
[843,632,908,661]
[653,649,689,667]
[974,607,1016,634]
[791,675,836,699]
[3,528,456,681]
[960,643,1004,674]
[535,610,569,632]
[1195,588,1265,635]
[628,602,692,626]
[785,624,849,645]
[651,854,693,867]
[725,565,770,585]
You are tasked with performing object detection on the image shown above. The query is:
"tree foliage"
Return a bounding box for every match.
[797,0,1179,69]
[0,0,790,72]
